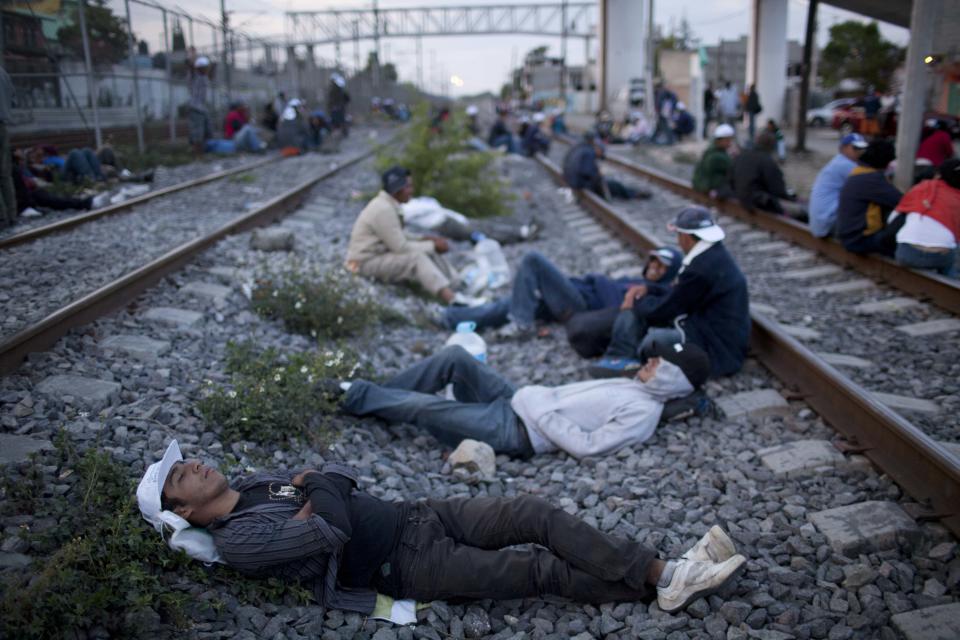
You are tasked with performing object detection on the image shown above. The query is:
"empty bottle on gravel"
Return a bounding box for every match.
[444,321,487,362]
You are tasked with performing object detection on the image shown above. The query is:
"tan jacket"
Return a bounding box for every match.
[346,191,434,266]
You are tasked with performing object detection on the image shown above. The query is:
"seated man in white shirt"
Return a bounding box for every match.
[325,341,709,460]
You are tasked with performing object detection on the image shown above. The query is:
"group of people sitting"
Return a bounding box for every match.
[693,119,958,278]
[486,107,552,157]
[136,155,754,619]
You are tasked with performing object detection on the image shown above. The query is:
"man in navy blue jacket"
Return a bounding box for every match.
[588,207,750,378]
[562,133,650,200]
[442,247,682,337]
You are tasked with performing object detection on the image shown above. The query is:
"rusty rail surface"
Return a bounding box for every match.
[536,152,960,538]
[0,155,281,249]
[552,133,960,316]
[0,142,388,375]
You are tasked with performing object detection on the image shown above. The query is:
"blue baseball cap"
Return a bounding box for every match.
[840,133,868,149]
[381,166,411,194]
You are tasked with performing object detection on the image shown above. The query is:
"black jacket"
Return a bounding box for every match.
[639,243,750,377]
[562,142,601,191]
[732,149,790,213]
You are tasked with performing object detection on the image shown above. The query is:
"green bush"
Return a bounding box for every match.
[252,263,403,339]
[0,438,311,639]
[377,102,512,218]
[198,341,364,443]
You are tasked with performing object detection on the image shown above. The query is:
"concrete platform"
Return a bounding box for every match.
[717,389,789,419]
[891,603,960,640]
[873,392,940,414]
[896,318,960,337]
[758,439,846,477]
[0,434,54,466]
[181,281,232,302]
[100,335,170,362]
[142,307,203,327]
[750,302,779,316]
[802,279,876,295]
[780,265,844,281]
[777,324,822,340]
[36,375,121,410]
[817,353,873,369]
[808,501,921,556]
[853,297,924,315]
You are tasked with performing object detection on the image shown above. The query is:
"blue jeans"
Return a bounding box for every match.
[605,310,684,359]
[895,243,957,278]
[233,124,264,152]
[341,346,532,457]
[489,134,516,153]
[444,252,587,330]
[63,148,104,183]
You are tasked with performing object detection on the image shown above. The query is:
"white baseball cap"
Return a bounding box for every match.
[137,439,183,532]
[667,206,726,242]
[194,56,210,68]
[533,112,546,123]
[713,123,735,139]
[465,104,479,116]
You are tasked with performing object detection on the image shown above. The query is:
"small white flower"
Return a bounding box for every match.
[295,301,302,310]
[241,417,248,422]
[310,330,318,338]
[307,374,314,383]
[336,316,343,325]
[228,390,238,399]
[300,365,309,374]
[274,373,282,381]
[272,290,278,298]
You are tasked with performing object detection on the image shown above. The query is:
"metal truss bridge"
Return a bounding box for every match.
[285,3,598,47]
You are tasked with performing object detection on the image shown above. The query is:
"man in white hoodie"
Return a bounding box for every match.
[335,341,709,459]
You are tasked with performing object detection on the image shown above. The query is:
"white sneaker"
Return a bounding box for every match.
[682,526,737,563]
[657,554,746,613]
[91,192,112,209]
[450,292,488,307]
[21,207,43,218]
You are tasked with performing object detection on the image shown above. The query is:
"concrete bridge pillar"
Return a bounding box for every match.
[599,0,649,114]
[747,0,789,129]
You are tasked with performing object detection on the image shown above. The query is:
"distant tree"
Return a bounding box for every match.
[382,62,398,83]
[137,40,148,56]
[152,52,167,69]
[57,0,131,65]
[172,20,186,51]
[819,21,904,92]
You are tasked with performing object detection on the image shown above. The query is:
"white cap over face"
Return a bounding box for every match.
[137,440,183,532]
[667,206,726,242]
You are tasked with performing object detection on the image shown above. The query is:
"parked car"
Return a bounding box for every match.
[806,98,855,127]
[831,100,898,137]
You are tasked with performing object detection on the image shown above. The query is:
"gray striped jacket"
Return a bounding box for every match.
[207,463,377,614]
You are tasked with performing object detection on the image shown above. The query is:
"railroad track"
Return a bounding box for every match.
[535,152,960,539]
[0,154,282,249]
[0,135,395,375]
[552,133,960,316]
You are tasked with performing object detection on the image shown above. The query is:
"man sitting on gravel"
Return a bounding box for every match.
[346,166,462,304]
[140,440,745,615]
[588,207,750,379]
[562,133,651,201]
[335,340,709,460]
[440,247,681,340]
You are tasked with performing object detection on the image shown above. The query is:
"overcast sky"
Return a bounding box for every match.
[117,0,909,97]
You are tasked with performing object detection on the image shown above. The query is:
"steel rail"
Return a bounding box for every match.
[552,133,960,316]
[0,142,387,376]
[535,152,960,538]
[1,155,281,250]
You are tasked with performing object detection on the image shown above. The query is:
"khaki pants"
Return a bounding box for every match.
[358,251,457,296]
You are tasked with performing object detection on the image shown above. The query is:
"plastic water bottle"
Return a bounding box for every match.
[473,234,511,290]
[444,321,487,362]
[443,322,487,400]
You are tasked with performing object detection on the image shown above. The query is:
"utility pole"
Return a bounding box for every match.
[372,0,381,90]
[124,0,145,153]
[221,0,231,99]
[559,0,567,108]
[77,0,103,148]
[353,20,360,76]
[645,0,655,119]
[416,36,423,91]
[795,0,818,152]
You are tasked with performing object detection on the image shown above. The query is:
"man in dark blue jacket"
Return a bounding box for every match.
[588,207,750,378]
[521,114,551,157]
[835,140,903,256]
[562,133,650,200]
[442,247,682,336]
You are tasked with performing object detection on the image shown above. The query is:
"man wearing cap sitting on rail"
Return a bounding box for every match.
[692,124,736,200]
[138,440,745,618]
[588,207,750,379]
[346,166,462,305]
[439,247,682,341]
[807,133,868,238]
[835,140,904,257]
[562,133,651,201]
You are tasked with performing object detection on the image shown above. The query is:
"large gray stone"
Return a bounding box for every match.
[817,352,873,369]
[250,227,295,251]
[777,324,822,340]
[36,375,121,410]
[780,265,843,280]
[803,279,876,295]
[717,389,789,419]
[895,318,960,337]
[181,281,232,302]
[100,334,170,362]
[0,434,54,466]
[0,552,32,569]
[891,603,960,640]
[758,440,846,477]
[447,439,496,479]
[873,392,940,414]
[746,240,792,254]
[853,297,924,315]
[808,501,921,556]
[142,306,203,327]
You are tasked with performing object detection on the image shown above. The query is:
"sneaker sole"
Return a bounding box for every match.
[660,555,747,613]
